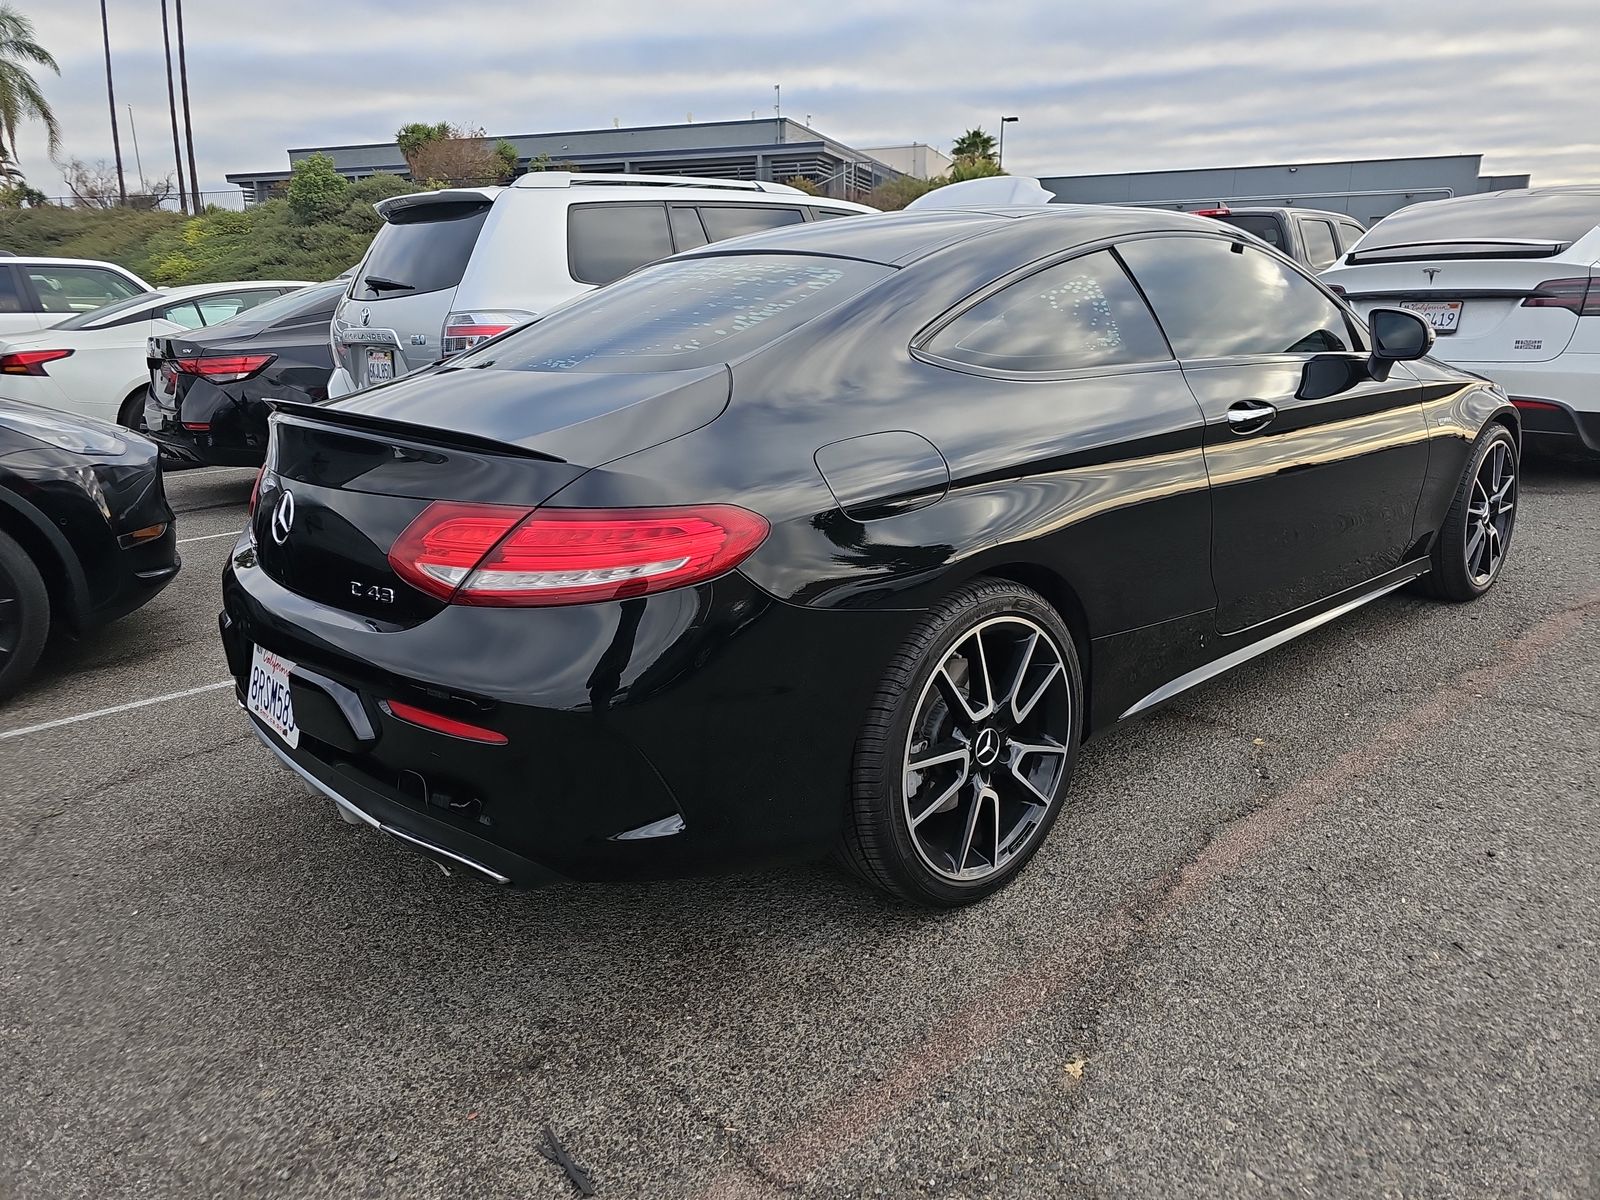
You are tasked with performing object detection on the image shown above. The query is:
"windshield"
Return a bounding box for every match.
[55,291,163,331]
[457,254,892,374]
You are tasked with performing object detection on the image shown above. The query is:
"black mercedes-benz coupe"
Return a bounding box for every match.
[221,206,1519,905]
[146,280,343,468]
[0,399,179,701]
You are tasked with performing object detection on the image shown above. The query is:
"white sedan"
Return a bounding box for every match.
[0,280,311,428]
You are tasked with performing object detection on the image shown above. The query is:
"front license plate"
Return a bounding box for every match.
[366,348,395,385]
[1398,300,1463,333]
[246,643,299,748]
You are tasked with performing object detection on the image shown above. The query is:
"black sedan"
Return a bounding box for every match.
[220,206,1518,905]
[146,280,344,468]
[0,399,179,701]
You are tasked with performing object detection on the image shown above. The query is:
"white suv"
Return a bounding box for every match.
[1322,186,1600,458]
[328,172,876,395]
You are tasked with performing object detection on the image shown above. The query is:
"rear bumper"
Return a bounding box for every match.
[1434,355,1598,415]
[1510,396,1600,455]
[220,549,914,886]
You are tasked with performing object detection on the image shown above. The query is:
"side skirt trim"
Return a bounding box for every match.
[1119,564,1428,719]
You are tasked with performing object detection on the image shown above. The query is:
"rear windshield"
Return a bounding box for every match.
[209,281,342,334]
[458,254,890,374]
[1353,189,1600,261]
[1210,213,1285,250]
[352,204,490,301]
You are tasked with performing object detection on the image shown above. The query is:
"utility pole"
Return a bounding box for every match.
[99,0,127,206]
[998,115,1019,170]
[774,84,781,119]
[161,0,187,213]
[175,0,201,212]
[127,105,145,193]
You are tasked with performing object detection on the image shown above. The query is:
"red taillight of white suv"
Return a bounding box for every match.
[440,310,534,357]
[1520,277,1600,316]
[387,502,769,607]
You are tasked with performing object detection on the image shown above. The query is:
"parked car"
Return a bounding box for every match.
[0,281,309,429]
[145,279,344,467]
[0,399,178,701]
[1322,186,1600,459]
[0,256,153,335]
[225,205,1517,906]
[1192,205,1365,272]
[327,172,876,396]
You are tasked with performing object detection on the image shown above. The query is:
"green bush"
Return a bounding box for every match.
[286,152,347,222]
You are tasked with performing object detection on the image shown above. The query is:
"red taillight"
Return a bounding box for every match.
[174,353,275,382]
[388,502,770,607]
[248,468,265,516]
[1191,206,1231,217]
[440,310,534,356]
[1511,398,1561,411]
[381,699,508,744]
[0,348,73,376]
[1521,277,1600,316]
[181,421,211,431]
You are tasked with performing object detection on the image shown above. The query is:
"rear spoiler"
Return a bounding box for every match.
[266,398,566,463]
[1345,238,1566,265]
[373,188,499,223]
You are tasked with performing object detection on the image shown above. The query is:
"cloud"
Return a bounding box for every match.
[8,0,1597,203]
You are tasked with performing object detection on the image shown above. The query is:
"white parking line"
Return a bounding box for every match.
[0,680,232,741]
[177,529,241,545]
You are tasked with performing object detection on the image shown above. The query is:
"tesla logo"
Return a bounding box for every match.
[1424,268,1441,282]
[270,490,296,545]
[360,307,372,327]
[974,727,1002,767]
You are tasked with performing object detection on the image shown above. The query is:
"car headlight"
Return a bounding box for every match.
[0,408,128,456]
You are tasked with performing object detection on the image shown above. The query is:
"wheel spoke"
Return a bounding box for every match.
[934,660,985,726]
[970,631,996,717]
[911,770,971,829]
[954,785,985,872]
[907,742,970,776]
[1464,523,1486,570]
[1008,759,1055,807]
[1009,737,1068,762]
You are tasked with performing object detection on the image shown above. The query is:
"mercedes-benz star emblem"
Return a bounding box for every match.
[974,727,1002,768]
[270,489,296,546]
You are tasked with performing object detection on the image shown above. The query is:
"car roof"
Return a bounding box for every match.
[7,255,145,272]
[677,204,1227,267]
[376,174,875,220]
[153,280,311,299]
[1210,206,1358,221]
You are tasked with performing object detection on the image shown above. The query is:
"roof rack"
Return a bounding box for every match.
[513,171,803,194]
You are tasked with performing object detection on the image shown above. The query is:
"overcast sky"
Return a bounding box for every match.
[11,0,1600,203]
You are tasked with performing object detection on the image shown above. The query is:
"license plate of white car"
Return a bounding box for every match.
[1398,300,1463,333]
[246,643,299,748]
[366,349,395,384]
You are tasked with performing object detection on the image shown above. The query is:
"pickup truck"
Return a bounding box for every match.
[1193,205,1366,273]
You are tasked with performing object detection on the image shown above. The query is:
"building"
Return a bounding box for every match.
[861,143,952,180]
[226,118,904,205]
[1041,154,1530,224]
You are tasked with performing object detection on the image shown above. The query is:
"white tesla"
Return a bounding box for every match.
[0,280,310,429]
[1323,186,1600,459]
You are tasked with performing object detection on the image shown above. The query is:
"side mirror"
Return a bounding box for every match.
[1367,307,1435,381]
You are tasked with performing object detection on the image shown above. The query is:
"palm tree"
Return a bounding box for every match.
[951,128,997,163]
[0,4,60,172]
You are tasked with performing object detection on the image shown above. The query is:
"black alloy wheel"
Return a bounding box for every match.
[842,579,1082,906]
[0,530,50,704]
[1420,424,1519,602]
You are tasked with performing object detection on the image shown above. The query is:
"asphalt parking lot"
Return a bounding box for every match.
[2,457,1597,1200]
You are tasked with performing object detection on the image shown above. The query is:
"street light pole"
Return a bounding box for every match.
[161,0,187,214]
[998,115,1019,170]
[99,0,127,206]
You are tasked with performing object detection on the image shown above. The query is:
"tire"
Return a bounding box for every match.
[0,530,51,705]
[840,578,1083,907]
[1418,423,1519,602]
[117,389,148,433]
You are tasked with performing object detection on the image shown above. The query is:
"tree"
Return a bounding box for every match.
[0,4,59,170]
[493,139,520,183]
[782,175,822,196]
[947,154,1005,182]
[62,158,175,210]
[951,128,997,163]
[865,175,941,211]
[395,121,449,177]
[408,125,503,187]
[286,152,348,222]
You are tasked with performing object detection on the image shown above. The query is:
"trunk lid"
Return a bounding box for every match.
[253,364,730,622]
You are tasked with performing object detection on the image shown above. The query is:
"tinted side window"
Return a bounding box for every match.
[354,204,490,300]
[1119,237,1352,358]
[698,205,806,242]
[1213,213,1285,249]
[1336,221,1365,252]
[668,206,709,252]
[161,302,205,330]
[809,207,855,222]
[568,204,674,285]
[1301,220,1339,270]
[0,267,21,313]
[26,266,141,314]
[195,289,280,326]
[923,250,1170,374]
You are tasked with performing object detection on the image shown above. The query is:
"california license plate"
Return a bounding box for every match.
[1398,300,1463,333]
[246,643,298,748]
[366,348,395,385]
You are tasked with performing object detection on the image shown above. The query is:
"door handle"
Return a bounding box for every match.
[1226,400,1277,433]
